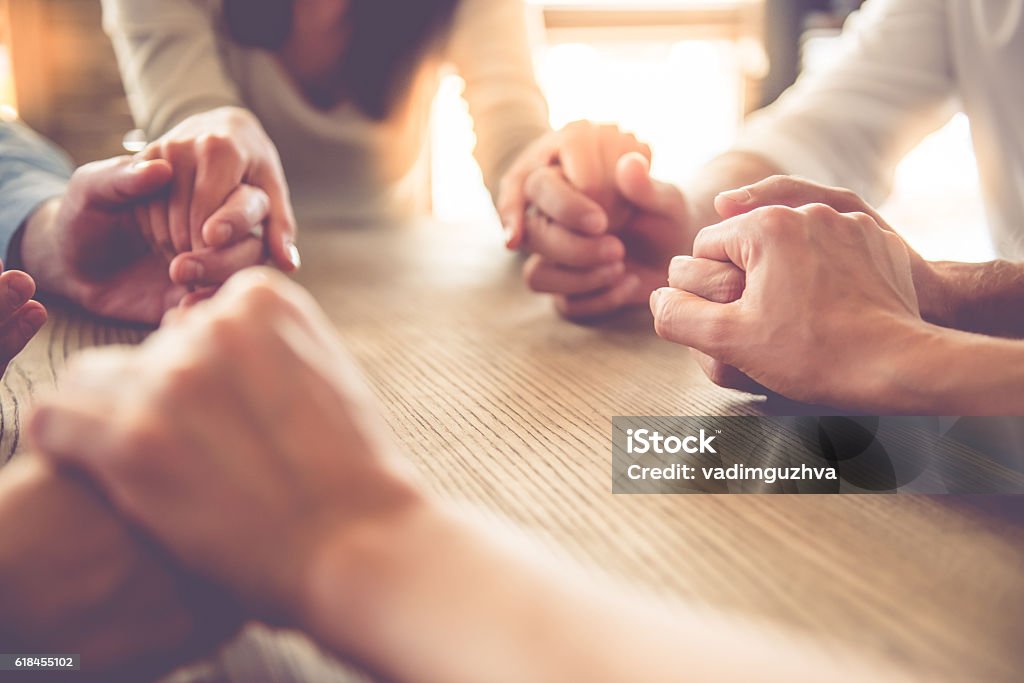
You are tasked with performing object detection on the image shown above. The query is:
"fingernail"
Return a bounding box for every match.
[582,212,606,233]
[214,222,233,244]
[287,242,302,270]
[650,288,662,309]
[131,159,158,171]
[671,255,694,267]
[718,187,752,204]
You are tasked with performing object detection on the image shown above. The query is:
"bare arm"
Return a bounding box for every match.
[299,499,909,683]
[896,325,1024,414]
[928,260,1024,338]
[31,270,912,683]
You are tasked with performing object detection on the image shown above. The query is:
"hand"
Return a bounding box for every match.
[498,121,653,245]
[0,261,46,376]
[138,106,300,271]
[664,175,937,398]
[712,175,945,321]
[499,122,688,319]
[663,255,767,395]
[19,157,271,324]
[29,268,422,622]
[0,457,240,677]
[524,153,689,319]
[652,194,925,411]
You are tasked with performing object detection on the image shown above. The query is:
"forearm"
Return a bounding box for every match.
[452,0,551,200]
[297,496,905,683]
[102,0,243,136]
[921,259,1024,337]
[0,457,238,675]
[894,324,1024,415]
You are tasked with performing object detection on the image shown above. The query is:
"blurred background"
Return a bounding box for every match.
[0,0,992,261]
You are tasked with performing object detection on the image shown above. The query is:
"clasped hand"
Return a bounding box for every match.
[18,108,302,330]
[498,120,689,320]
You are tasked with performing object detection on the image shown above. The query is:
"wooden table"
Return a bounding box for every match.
[2,220,1022,682]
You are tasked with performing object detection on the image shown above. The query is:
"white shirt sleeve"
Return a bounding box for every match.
[447,0,551,200]
[733,0,957,204]
[101,0,243,138]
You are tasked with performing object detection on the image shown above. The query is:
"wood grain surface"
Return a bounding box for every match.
[2,219,1022,682]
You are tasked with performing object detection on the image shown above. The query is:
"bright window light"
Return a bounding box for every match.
[431,33,745,223]
[432,2,991,263]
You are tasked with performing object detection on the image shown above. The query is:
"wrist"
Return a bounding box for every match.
[879,320,1012,415]
[17,198,75,298]
[830,315,947,414]
[878,321,945,413]
[292,476,436,644]
[912,259,959,328]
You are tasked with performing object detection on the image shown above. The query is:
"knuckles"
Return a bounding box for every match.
[712,269,745,303]
[232,276,294,317]
[195,133,244,165]
[799,202,841,224]
[651,296,678,340]
[827,185,864,210]
[749,205,802,242]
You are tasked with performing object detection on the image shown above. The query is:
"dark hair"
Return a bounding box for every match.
[223,0,460,120]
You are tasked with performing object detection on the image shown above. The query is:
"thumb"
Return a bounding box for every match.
[615,152,682,217]
[73,157,174,207]
[245,162,300,272]
[497,134,561,250]
[713,175,878,222]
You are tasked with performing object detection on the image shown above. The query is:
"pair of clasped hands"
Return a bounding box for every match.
[15,108,300,336]
[130,109,302,299]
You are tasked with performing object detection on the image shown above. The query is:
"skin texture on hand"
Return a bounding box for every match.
[30,268,420,623]
[652,176,930,412]
[19,157,272,324]
[137,106,300,272]
[711,175,947,323]
[0,260,47,375]
[0,456,240,678]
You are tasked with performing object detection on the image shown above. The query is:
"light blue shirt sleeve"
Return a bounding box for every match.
[0,120,73,266]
